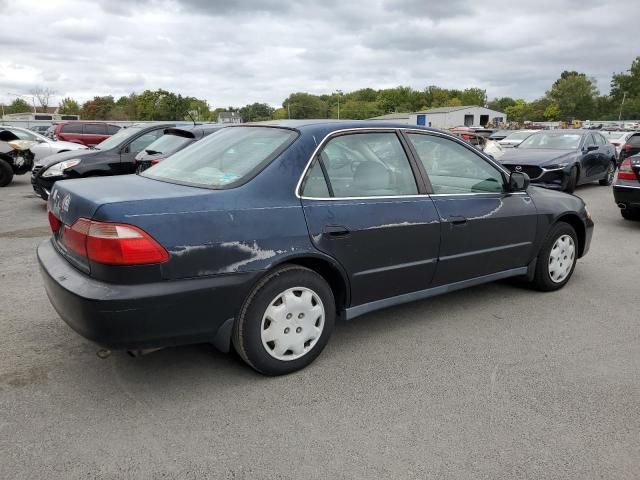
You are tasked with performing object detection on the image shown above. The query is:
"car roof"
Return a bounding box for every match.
[246,119,436,135]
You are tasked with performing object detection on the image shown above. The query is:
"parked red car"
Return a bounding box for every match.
[51,122,121,146]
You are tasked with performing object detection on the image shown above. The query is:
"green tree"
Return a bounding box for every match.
[339,100,383,119]
[58,97,81,115]
[239,102,275,122]
[460,88,487,106]
[504,99,530,123]
[7,98,32,114]
[543,103,560,120]
[376,86,423,113]
[487,97,516,113]
[546,71,599,120]
[283,93,328,119]
[81,96,115,120]
[444,97,463,107]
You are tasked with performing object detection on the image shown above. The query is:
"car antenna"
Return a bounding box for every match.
[187,112,196,126]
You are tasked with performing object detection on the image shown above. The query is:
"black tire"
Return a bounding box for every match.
[621,208,640,221]
[563,166,578,193]
[529,222,578,292]
[0,158,14,187]
[232,265,335,375]
[599,160,616,186]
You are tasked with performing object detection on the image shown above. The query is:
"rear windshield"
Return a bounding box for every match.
[142,126,297,188]
[518,133,582,150]
[143,134,192,156]
[504,131,534,141]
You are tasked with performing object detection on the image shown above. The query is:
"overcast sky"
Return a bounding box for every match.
[0,0,638,108]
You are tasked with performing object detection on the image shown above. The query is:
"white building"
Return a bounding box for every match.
[408,106,506,129]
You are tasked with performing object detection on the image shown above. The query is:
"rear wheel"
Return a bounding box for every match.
[621,208,640,221]
[232,265,335,375]
[564,166,578,193]
[599,161,615,186]
[0,158,14,187]
[529,222,578,291]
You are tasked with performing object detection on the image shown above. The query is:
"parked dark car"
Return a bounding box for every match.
[618,132,640,163]
[52,121,122,146]
[489,130,511,141]
[39,121,593,375]
[32,123,173,200]
[613,154,640,220]
[498,130,617,193]
[135,124,224,173]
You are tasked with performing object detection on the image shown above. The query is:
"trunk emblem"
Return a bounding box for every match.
[515,166,522,171]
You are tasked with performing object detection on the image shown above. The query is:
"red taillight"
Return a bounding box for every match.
[623,143,632,151]
[62,218,168,265]
[150,157,164,166]
[48,210,61,233]
[618,158,637,181]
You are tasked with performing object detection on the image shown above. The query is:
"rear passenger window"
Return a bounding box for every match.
[407,134,504,194]
[306,132,418,198]
[84,124,106,135]
[302,161,331,198]
[107,125,121,135]
[62,124,83,134]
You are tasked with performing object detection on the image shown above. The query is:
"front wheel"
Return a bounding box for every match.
[563,166,578,193]
[0,158,14,187]
[232,265,335,375]
[599,161,615,186]
[529,222,578,291]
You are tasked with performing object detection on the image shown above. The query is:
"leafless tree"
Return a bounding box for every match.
[30,86,56,111]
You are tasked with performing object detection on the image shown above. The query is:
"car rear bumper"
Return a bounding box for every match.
[613,181,640,208]
[38,239,255,351]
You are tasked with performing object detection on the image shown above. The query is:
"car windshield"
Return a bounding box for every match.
[3,127,42,141]
[142,126,297,188]
[142,134,192,156]
[518,133,582,150]
[504,131,534,141]
[94,126,143,150]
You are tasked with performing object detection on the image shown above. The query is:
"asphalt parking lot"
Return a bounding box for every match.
[1,174,639,479]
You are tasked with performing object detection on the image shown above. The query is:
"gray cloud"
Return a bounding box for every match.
[1,0,639,109]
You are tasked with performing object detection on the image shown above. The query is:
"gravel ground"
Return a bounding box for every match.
[1,174,639,479]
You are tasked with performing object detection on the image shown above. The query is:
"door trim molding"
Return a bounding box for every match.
[345,267,528,320]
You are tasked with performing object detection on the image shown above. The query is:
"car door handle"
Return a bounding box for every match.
[448,215,467,225]
[323,225,350,237]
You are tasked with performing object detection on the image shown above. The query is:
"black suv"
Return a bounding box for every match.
[31,123,174,200]
[619,132,640,163]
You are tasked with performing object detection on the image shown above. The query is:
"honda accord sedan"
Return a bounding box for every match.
[39,121,593,375]
[499,130,617,193]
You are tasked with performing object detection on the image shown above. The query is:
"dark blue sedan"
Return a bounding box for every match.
[39,121,593,375]
[498,130,617,193]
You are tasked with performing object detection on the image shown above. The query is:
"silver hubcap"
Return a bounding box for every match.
[548,234,575,283]
[261,287,325,361]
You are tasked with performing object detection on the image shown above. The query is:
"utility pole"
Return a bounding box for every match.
[334,89,343,119]
[618,91,627,122]
[287,102,291,119]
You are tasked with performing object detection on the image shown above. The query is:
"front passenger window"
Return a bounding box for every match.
[129,130,164,154]
[407,134,504,194]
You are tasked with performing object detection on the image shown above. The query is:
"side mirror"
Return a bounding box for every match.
[586,145,598,151]
[508,171,529,191]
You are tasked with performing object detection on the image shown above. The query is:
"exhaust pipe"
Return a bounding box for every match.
[618,203,627,210]
[126,348,163,357]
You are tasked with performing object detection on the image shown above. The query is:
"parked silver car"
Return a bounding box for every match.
[498,130,537,148]
[0,125,87,161]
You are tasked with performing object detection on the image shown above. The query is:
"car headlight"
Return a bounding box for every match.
[544,163,569,170]
[8,140,36,151]
[41,159,81,178]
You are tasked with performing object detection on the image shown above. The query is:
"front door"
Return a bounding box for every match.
[299,131,441,307]
[404,131,538,286]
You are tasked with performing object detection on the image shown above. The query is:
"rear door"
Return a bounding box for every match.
[300,130,441,307]
[404,131,538,286]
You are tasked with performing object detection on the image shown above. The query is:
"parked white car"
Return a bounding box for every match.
[498,130,537,148]
[601,131,634,158]
[0,125,87,161]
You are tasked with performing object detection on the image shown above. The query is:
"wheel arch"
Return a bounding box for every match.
[554,213,586,257]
